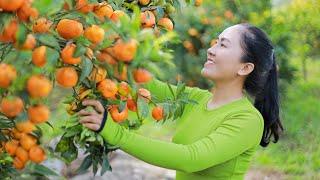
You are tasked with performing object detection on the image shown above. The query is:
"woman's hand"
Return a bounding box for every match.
[78,99,105,131]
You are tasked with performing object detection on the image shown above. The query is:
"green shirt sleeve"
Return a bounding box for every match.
[99,110,263,173]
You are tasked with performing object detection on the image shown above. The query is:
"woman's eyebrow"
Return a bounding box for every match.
[218,36,231,43]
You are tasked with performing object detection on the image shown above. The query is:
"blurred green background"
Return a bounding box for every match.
[42,0,320,179]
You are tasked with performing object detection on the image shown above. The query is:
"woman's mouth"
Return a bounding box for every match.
[204,58,215,67]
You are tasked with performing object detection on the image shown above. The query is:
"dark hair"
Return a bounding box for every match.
[239,23,283,147]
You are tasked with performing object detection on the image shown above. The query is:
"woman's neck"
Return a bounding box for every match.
[208,80,244,109]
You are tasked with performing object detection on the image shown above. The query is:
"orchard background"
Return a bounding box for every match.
[0,0,319,179]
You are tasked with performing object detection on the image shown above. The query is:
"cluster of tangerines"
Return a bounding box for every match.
[0,86,49,169]
[0,0,166,129]
[97,68,165,123]
[0,0,192,171]
[63,0,175,32]
[53,12,166,123]
[0,112,48,170]
[55,1,171,123]
[0,0,51,170]
[67,67,165,123]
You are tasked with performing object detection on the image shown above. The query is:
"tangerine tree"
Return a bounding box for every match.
[0,0,202,178]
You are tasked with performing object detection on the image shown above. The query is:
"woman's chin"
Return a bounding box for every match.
[201,68,210,77]
[201,68,215,80]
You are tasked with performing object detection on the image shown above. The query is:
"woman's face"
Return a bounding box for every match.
[201,25,252,82]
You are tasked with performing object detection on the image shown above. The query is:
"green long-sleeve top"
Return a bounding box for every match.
[99,78,264,180]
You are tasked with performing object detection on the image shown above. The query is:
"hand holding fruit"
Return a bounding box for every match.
[78,99,105,131]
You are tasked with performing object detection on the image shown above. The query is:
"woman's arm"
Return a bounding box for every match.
[99,110,264,173]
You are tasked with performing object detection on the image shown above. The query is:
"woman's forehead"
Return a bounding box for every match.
[219,25,243,42]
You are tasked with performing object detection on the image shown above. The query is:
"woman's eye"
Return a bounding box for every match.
[211,40,218,46]
[220,43,225,47]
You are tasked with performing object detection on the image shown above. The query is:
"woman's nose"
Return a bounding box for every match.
[207,47,215,57]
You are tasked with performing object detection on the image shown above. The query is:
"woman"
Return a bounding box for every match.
[78,23,283,179]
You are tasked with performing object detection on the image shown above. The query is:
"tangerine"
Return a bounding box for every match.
[56,67,79,88]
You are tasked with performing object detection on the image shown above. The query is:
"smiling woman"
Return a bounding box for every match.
[78,23,283,179]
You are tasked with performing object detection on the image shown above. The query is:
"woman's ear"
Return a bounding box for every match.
[238,62,254,76]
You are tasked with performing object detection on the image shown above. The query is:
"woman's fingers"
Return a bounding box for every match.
[78,99,105,131]
[78,109,96,116]
[82,123,100,131]
[79,115,101,125]
[82,99,104,114]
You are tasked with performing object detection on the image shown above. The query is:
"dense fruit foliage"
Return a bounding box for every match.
[0,0,201,178]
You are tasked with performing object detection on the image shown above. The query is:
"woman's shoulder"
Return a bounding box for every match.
[223,99,264,127]
[223,107,264,143]
[228,96,263,115]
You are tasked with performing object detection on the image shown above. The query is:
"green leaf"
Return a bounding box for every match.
[31,126,43,139]
[96,134,104,145]
[16,23,28,46]
[155,6,165,21]
[28,163,59,176]
[74,43,86,57]
[165,4,176,14]
[85,12,99,25]
[17,51,32,63]
[64,124,82,138]
[88,0,99,4]
[80,127,89,141]
[167,82,176,99]
[55,134,78,164]
[119,100,127,112]
[97,39,113,50]
[118,61,124,75]
[0,132,8,141]
[106,98,121,105]
[45,47,60,73]
[92,159,98,176]
[76,155,92,174]
[62,96,74,104]
[144,62,162,78]
[45,121,54,130]
[61,142,78,164]
[100,155,111,175]
[0,13,14,29]
[76,36,91,47]
[33,0,65,15]
[55,135,70,153]
[163,103,171,120]
[78,57,93,84]
[173,104,184,119]
[127,66,136,88]
[176,81,186,98]
[37,34,60,50]
[173,0,182,10]
[101,63,114,79]
[0,118,14,129]
[14,111,28,122]
[137,97,149,119]
[129,6,141,36]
